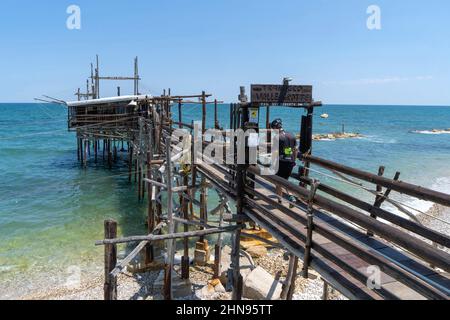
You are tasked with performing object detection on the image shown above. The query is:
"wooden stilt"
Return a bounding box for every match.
[214,205,225,279]
[102,139,106,161]
[94,139,98,163]
[164,138,175,300]
[287,256,299,300]
[77,137,80,161]
[231,227,243,300]
[163,264,172,300]
[281,254,297,299]
[199,177,207,242]
[181,173,190,279]
[145,138,154,264]
[138,162,142,201]
[134,159,138,183]
[80,138,84,164]
[84,139,88,168]
[322,281,329,300]
[104,219,117,300]
[108,140,112,169]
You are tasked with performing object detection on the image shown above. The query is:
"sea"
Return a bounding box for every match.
[0,103,449,298]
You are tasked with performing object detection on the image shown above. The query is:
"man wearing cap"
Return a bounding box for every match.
[271,118,298,207]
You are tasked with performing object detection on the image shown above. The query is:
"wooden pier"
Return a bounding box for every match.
[67,58,450,300]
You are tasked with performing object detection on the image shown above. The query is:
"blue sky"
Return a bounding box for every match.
[0,0,449,105]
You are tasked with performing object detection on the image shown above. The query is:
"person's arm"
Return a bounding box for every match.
[293,146,299,163]
[293,134,299,162]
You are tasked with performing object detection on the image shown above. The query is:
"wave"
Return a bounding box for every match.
[359,135,398,144]
[411,129,450,135]
[387,176,450,218]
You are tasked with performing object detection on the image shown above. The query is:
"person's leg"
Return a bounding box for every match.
[276,184,283,203]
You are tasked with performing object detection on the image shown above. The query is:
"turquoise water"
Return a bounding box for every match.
[1,103,450,297]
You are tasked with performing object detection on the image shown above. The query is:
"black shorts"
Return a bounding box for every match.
[276,162,295,179]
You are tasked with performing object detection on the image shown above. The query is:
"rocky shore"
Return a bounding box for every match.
[297,132,364,141]
[19,245,345,301]
[15,204,449,301]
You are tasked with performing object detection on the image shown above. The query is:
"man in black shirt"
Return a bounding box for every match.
[271,119,298,207]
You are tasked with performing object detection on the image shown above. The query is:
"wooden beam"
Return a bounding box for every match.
[96,225,242,246]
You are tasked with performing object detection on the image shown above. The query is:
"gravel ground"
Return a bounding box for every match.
[254,249,346,300]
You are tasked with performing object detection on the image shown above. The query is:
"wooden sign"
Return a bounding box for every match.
[251,84,313,106]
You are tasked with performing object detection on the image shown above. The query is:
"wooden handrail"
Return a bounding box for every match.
[248,165,450,272]
[302,155,450,207]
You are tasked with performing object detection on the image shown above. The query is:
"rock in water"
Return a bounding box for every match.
[243,267,282,300]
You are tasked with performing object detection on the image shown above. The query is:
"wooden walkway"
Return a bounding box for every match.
[199,161,450,300]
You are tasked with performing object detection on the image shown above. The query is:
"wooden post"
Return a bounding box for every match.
[138,161,142,201]
[156,175,163,224]
[164,137,175,300]
[214,205,225,279]
[128,147,133,183]
[146,132,155,264]
[214,99,219,129]
[302,180,319,278]
[142,169,146,200]
[163,264,172,301]
[368,166,385,236]
[231,226,243,300]
[287,256,299,300]
[229,104,234,130]
[199,177,207,242]
[77,137,80,161]
[281,254,299,300]
[322,281,329,300]
[181,173,190,279]
[104,219,117,300]
[230,101,248,300]
[178,101,183,129]
[83,139,88,168]
[108,140,112,170]
[102,139,106,161]
[94,139,98,163]
[201,91,206,136]
[299,111,313,186]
